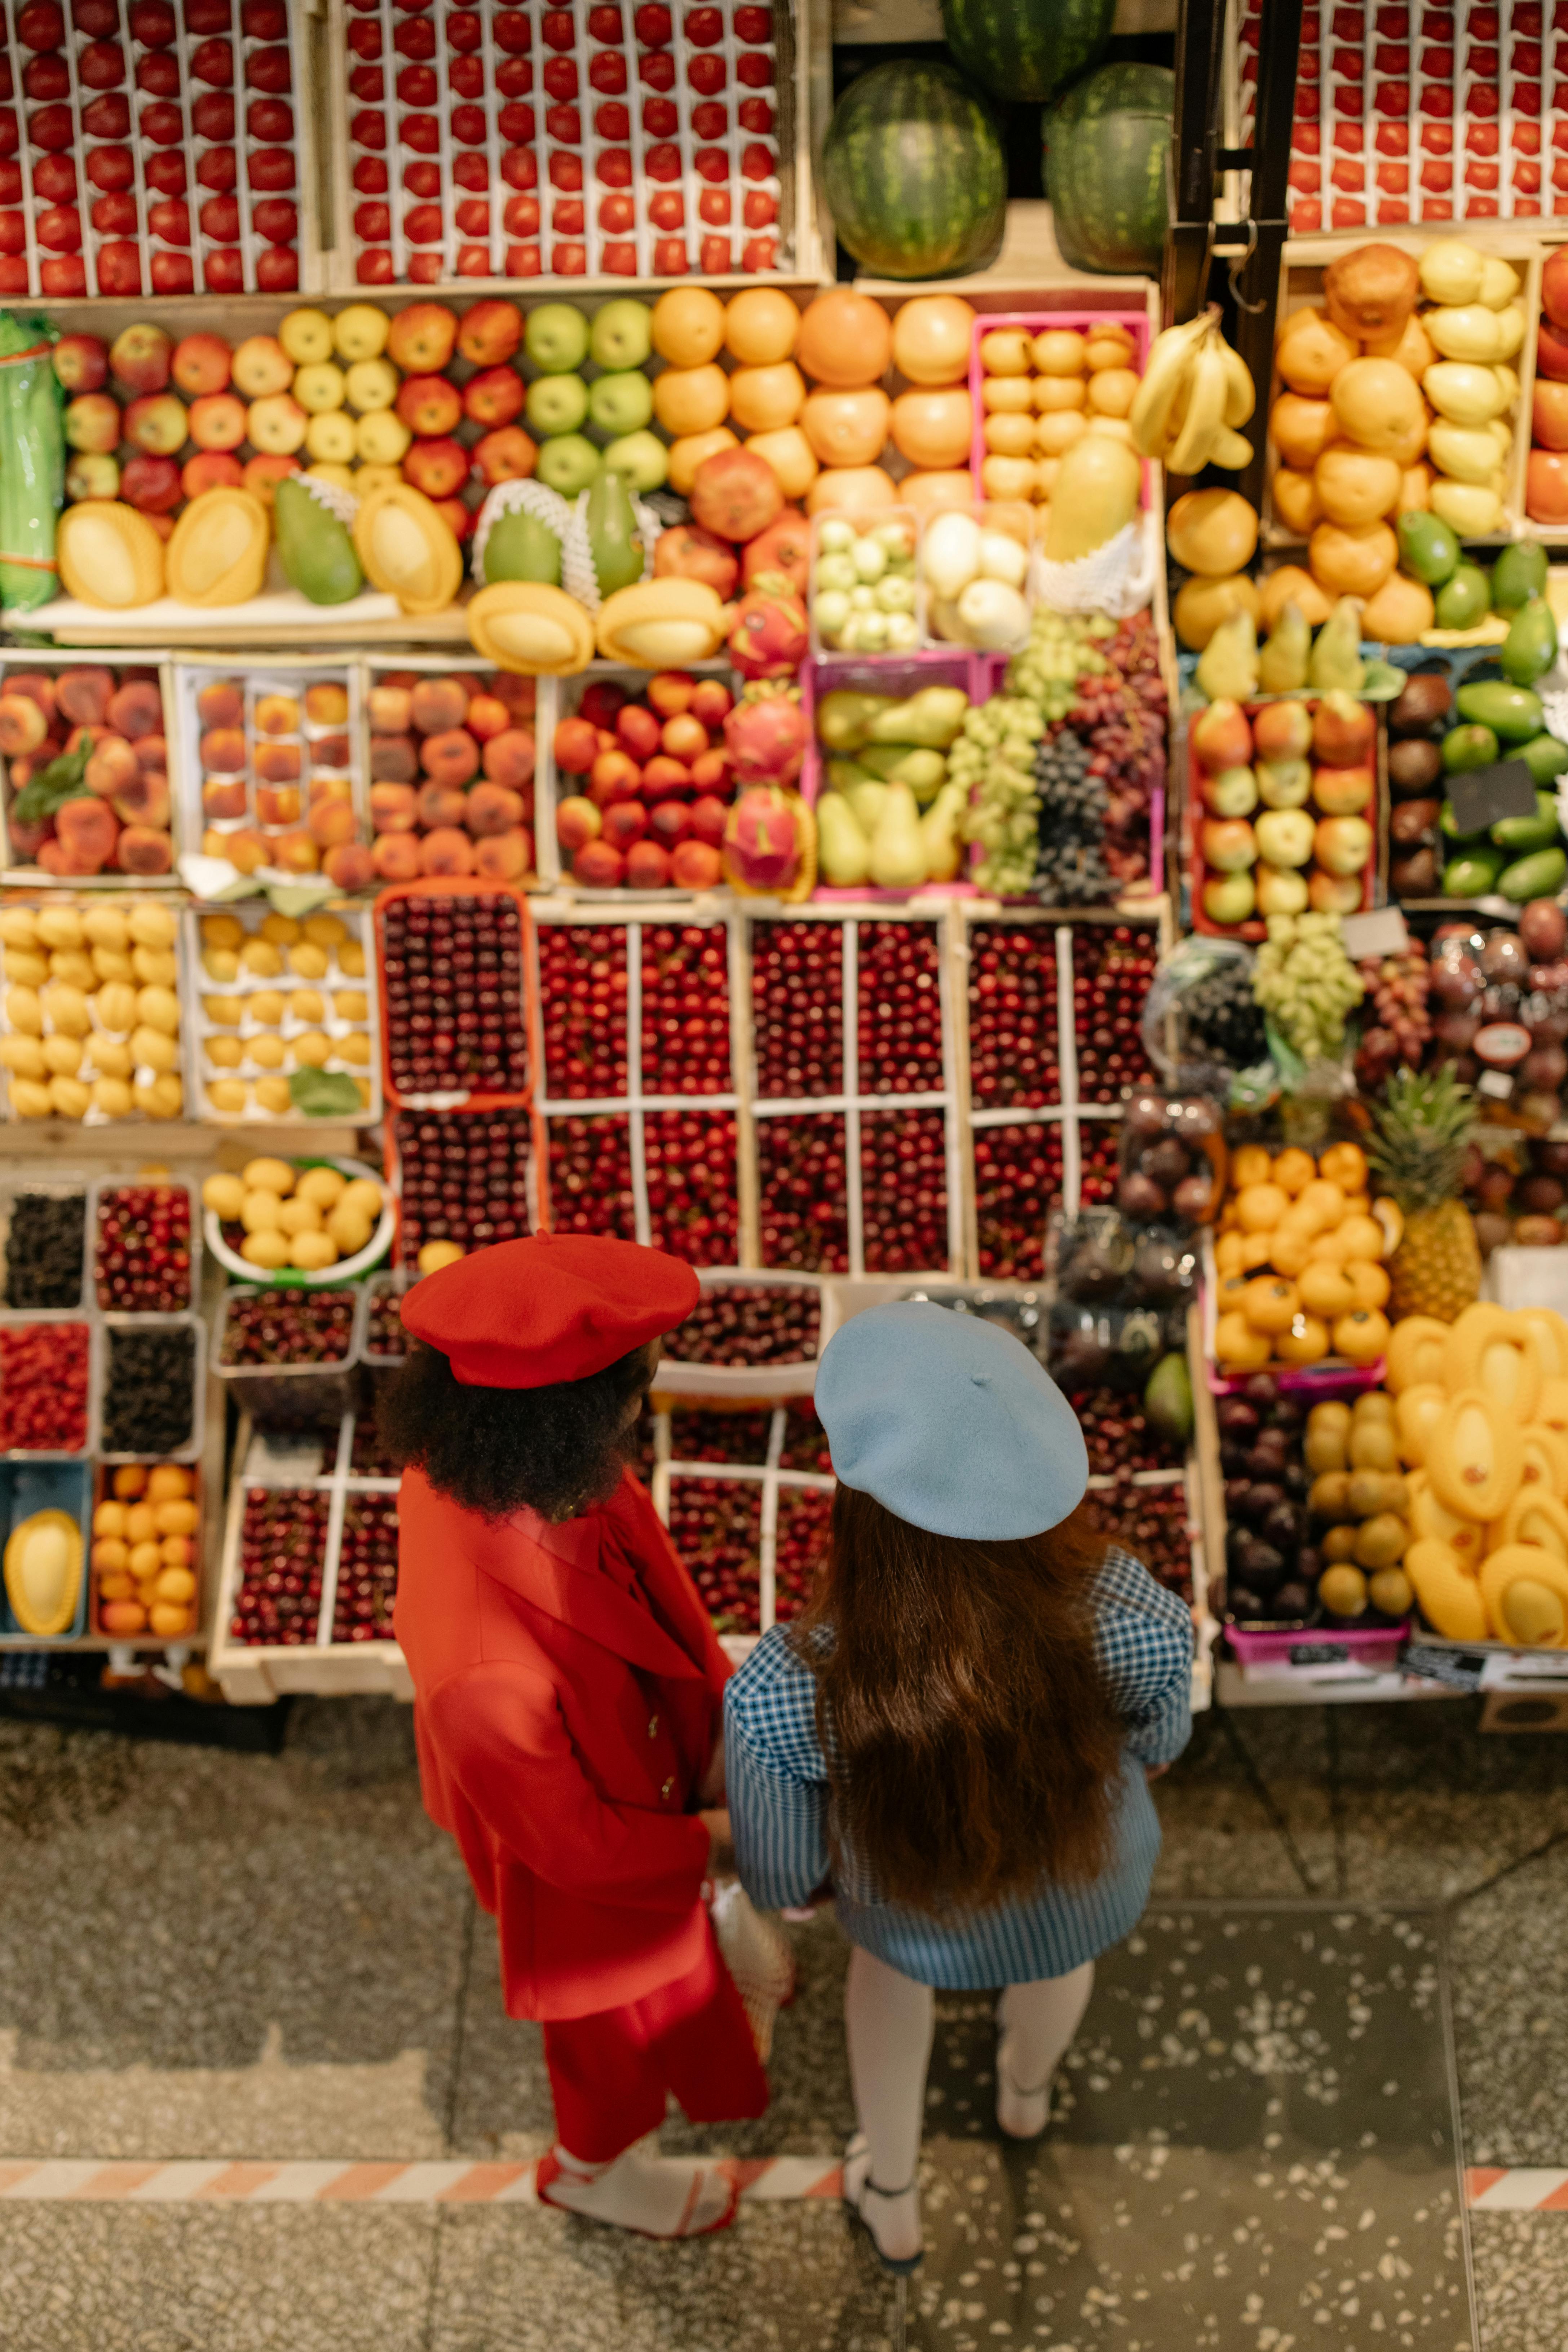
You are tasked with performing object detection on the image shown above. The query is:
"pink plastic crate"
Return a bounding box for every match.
[968,310,1154,503]
[1225,1619,1410,1670]
[800,650,979,904]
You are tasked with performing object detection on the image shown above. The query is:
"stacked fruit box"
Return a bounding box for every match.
[530,903,743,1266]
[173,657,367,891]
[0,652,175,883]
[649,1397,832,1651]
[334,0,793,290]
[0,0,306,298]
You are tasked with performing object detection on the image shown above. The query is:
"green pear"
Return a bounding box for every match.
[921,781,968,882]
[842,777,889,836]
[862,684,969,749]
[816,792,871,888]
[480,507,562,587]
[867,780,927,889]
[856,743,947,797]
[585,467,644,596]
[1257,599,1311,694]
[815,689,896,753]
[1195,610,1260,703]
[1306,597,1366,692]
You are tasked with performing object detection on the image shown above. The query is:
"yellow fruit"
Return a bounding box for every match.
[1333,1307,1391,1365]
[1272,1147,1316,1196]
[1237,1182,1289,1233]
[1276,1313,1331,1366]
[1298,1260,1358,1320]
[1429,1388,1524,1521]
[1243,1276,1300,1335]
[1231,1144,1274,1188]
[1344,1261,1391,1312]
[1405,1537,1488,1641]
[1216,1311,1272,1372]
[1394,1384,1446,1466]
[1385,1315,1452,1393]
[1480,1544,1568,1645]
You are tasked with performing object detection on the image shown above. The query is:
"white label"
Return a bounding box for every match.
[1478,1070,1515,1100]
[1339,906,1410,960]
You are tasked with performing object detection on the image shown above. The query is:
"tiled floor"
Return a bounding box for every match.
[4,1696,1568,2351]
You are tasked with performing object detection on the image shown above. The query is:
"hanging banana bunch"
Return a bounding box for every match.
[1130,307,1256,475]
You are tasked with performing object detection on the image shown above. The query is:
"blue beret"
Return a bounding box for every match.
[815,1301,1088,1541]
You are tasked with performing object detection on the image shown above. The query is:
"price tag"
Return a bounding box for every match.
[1478,1069,1515,1100]
[1447,758,1538,840]
[1340,906,1410,960]
[1288,1641,1350,1665]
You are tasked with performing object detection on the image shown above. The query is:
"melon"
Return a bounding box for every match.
[1044,62,1174,277]
[821,60,1007,283]
[942,0,1115,105]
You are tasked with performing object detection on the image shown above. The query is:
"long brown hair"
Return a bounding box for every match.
[793,1484,1124,1915]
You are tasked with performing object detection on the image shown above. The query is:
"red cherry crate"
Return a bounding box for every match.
[530,900,746,1263]
[742,904,962,1278]
[1185,698,1385,942]
[385,1102,542,1269]
[373,875,535,1110]
[0,0,312,300]
[651,1399,834,1657]
[328,0,811,291]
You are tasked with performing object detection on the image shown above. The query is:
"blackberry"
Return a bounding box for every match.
[1033,726,1113,905]
[1184,959,1267,1067]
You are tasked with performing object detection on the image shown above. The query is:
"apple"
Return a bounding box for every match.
[169,330,232,397]
[1190,697,1253,774]
[231,332,293,397]
[108,321,172,391]
[525,372,588,437]
[1256,865,1309,916]
[1201,763,1257,818]
[1251,699,1313,761]
[183,451,243,498]
[1202,871,1256,925]
[333,303,390,362]
[463,366,526,428]
[396,372,463,436]
[1312,691,1375,767]
[345,357,398,414]
[278,306,334,366]
[1256,756,1312,809]
[1255,807,1316,867]
[1313,761,1373,816]
[120,454,182,512]
[1538,316,1568,385]
[1528,448,1568,525]
[457,299,524,367]
[1201,817,1258,873]
[589,296,653,371]
[53,332,108,392]
[671,840,723,890]
[689,793,729,847]
[1314,814,1373,877]
[293,363,346,416]
[66,451,119,500]
[1534,378,1568,453]
[588,370,654,437]
[241,453,300,506]
[1309,869,1365,914]
[525,300,590,374]
[247,393,308,454]
[535,432,601,494]
[64,392,121,453]
[1544,246,1568,332]
[601,429,669,494]
[402,437,468,499]
[185,391,247,450]
[472,425,538,485]
[386,301,458,373]
[122,392,188,454]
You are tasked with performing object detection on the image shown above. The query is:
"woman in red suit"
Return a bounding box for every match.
[382,1232,768,2239]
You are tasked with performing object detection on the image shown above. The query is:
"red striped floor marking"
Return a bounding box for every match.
[0,2155,846,2205]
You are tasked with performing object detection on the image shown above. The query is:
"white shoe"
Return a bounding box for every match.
[842,2131,923,2273]
[536,2145,738,2239]
[995,2030,1054,2140]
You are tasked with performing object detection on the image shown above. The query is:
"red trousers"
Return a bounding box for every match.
[541,1912,770,2163]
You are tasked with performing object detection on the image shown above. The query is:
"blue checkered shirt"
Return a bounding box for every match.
[725,1547,1192,1989]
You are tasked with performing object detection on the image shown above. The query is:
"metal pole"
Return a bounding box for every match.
[1163,0,1226,326]
[1228,0,1305,509]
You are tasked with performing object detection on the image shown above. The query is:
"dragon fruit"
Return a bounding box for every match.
[724,691,808,786]
[727,572,809,679]
[723,786,803,893]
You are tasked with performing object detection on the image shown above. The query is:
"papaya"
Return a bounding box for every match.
[353,482,463,615]
[273,475,363,605]
[4,1508,82,1638]
[466,582,595,675]
[1480,1543,1568,1644]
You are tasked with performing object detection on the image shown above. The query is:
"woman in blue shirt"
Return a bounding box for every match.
[726,1301,1192,2274]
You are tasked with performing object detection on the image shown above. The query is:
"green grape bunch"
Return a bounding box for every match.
[1251,910,1366,1067]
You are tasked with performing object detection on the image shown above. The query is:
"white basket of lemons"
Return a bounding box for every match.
[202,1154,393,1289]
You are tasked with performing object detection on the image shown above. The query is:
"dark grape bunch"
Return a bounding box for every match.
[1033,727,1114,906]
[1184,957,1268,1069]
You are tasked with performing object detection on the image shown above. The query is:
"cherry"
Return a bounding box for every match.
[646,1109,736,1263]
[969,925,1059,1109]
[95,1182,191,1312]
[380,892,528,1099]
[861,1107,947,1274]
[394,1107,533,1262]
[220,1291,355,1366]
[668,1473,760,1634]
[332,1492,399,1642]
[857,921,944,1095]
[0,1320,88,1451]
[544,1115,638,1241]
[758,1111,847,1271]
[365,1285,407,1360]
[539,923,629,1099]
[641,923,729,1096]
[668,1285,818,1368]
[972,1120,1063,1281]
[668,1405,771,1464]
[229,1486,328,1647]
[349,1409,399,1475]
[1066,1385,1184,1481]
[779,1404,830,1475]
[1082,1479,1191,1596]
[750,921,843,1098]
[1072,925,1157,1105]
[1078,1121,1122,1208]
[775,1483,831,1622]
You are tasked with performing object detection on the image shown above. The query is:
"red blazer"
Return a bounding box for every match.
[394,1465,731,2022]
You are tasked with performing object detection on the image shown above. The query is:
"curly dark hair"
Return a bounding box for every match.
[377,1339,655,1523]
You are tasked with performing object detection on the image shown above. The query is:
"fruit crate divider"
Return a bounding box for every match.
[179,896,384,1131]
[0,652,182,886]
[372,0,409,283]
[428,0,461,288]
[172,652,372,886]
[372,875,536,1113]
[59,12,100,305]
[652,1404,836,1645]
[565,1,609,283]
[475,5,505,282]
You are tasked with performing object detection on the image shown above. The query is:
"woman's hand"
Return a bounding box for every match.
[700,1806,733,1874]
[698,1731,726,1806]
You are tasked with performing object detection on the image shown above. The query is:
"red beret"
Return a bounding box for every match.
[399,1233,699,1389]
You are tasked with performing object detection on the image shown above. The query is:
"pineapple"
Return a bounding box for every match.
[1367,1067,1482,1322]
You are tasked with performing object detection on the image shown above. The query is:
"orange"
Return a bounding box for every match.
[795,288,892,388]
[890,293,976,386]
[667,427,738,495]
[889,386,973,469]
[1216,1312,1272,1372]
[653,363,730,437]
[724,286,800,366]
[1244,1275,1300,1336]
[900,468,974,512]
[1320,1140,1368,1192]
[1276,1313,1331,1365]
[804,464,897,517]
[1230,1144,1273,1188]
[1344,1259,1391,1311]
[745,427,818,500]
[1236,1181,1289,1233]
[652,286,726,368]
[1272,1147,1316,1196]
[1333,1307,1391,1365]
[801,385,891,468]
[726,360,806,433]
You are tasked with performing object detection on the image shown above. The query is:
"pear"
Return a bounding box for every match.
[1306,596,1366,692]
[1195,608,1259,703]
[1257,598,1311,694]
[862,684,969,749]
[858,743,947,798]
[868,780,928,889]
[815,689,895,753]
[842,777,890,837]
[921,781,968,882]
[815,793,871,888]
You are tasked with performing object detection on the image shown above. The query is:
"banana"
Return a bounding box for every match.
[1219,341,1255,430]
[1167,335,1229,475]
[1128,312,1213,459]
[1209,423,1254,469]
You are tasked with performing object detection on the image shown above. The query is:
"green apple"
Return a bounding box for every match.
[535,432,602,495]
[589,298,653,371]
[1256,865,1309,916]
[1201,818,1257,873]
[1256,756,1312,809]
[525,372,589,437]
[1254,807,1316,867]
[601,428,669,493]
[1202,871,1256,925]
[1201,764,1257,818]
[588,370,655,436]
[525,301,591,374]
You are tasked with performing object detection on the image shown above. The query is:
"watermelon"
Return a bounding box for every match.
[1045,62,1174,276]
[941,0,1116,107]
[821,60,1007,282]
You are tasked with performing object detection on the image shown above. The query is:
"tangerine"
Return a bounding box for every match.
[652,286,726,368]
[889,387,973,469]
[724,286,801,366]
[795,288,892,388]
[726,361,807,434]
[890,293,976,386]
[652,363,731,438]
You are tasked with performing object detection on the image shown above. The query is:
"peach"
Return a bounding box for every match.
[418,826,474,876]
[133,734,168,773]
[689,747,730,796]
[395,373,463,436]
[310,732,350,769]
[590,748,641,805]
[662,712,708,762]
[106,680,163,740]
[223,829,268,874]
[370,780,418,833]
[0,692,48,754]
[270,829,320,874]
[171,330,233,396]
[416,780,468,829]
[370,735,419,784]
[187,390,247,450]
[112,771,171,828]
[626,840,672,890]
[642,755,692,800]
[465,693,512,741]
[646,672,697,718]
[303,683,349,727]
[203,776,247,821]
[464,780,524,836]
[690,678,733,728]
[556,795,601,851]
[474,827,530,880]
[254,741,302,783]
[307,797,357,849]
[573,839,624,888]
[240,452,300,507]
[200,725,246,773]
[604,800,647,851]
[308,774,352,807]
[64,392,121,453]
[419,727,480,786]
[85,736,138,798]
[323,840,374,892]
[481,726,535,787]
[671,839,723,889]
[195,680,243,729]
[552,715,598,775]
[182,451,244,500]
[367,684,412,733]
[6,672,56,722]
[55,796,119,871]
[64,723,109,754]
[409,676,469,734]
[115,824,173,875]
[256,786,301,828]
[254,692,300,736]
[371,831,420,881]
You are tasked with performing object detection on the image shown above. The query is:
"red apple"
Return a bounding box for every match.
[394,371,462,436]
[671,839,723,889]
[1538,315,1568,385]
[123,391,188,454]
[472,424,536,485]
[108,320,172,392]
[172,329,231,394]
[1535,378,1568,453]
[386,301,458,372]
[63,391,120,453]
[52,332,107,391]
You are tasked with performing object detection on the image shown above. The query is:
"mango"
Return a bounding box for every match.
[1499,847,1568,902]
[1456,678,1545,742]
[1499,596,1558,687]
[274,475,364,606]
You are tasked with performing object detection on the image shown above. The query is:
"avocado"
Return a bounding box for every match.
[1490,790,1560,852]
[273,476,363,605]
[1500,596,1559,687]
[1517,730,1568,786]
[1441,722,1500,775]
[1498,845,1568,901]
[1442,843,1507,896]
[481,506,563,586]
[1490,540,1549,613]
[1397,509,1461,587]
[1434,560,1492,630]
[1456,678,1546,742]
